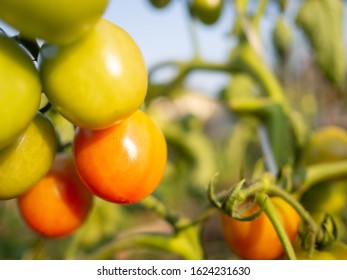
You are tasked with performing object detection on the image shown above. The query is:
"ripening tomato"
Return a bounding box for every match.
[73,110,167,204]
[18,153,93,238]
[0,113,57,200]
[0,0,109,45]
[0,35,41,150]
[39,19,148,130]
[220,197,301,260]
[192,0,224,25]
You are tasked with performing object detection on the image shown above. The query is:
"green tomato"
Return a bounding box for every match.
[149,0,171,9]
[300,126,347,165]
[296,242,347,260]
[0,35,41,150]
[192,0,224,25]
[0,113,57,200]
[300,180,347,214]
[0,0,109,45]
[39,19,148,130]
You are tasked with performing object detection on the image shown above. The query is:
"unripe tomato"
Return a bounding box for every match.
[299,126,347,216]
[39,19,148,130]
[73,110,167,204]
[0,113,57,200]
[300,180,347,214]
[0,35,41,150]
[0,0,109,45]
[300,126,347,165]
[295,241,347,260]
[18,153,93,238]
[192,0,224,25]
[220,197,301,260]
[149,0,171,9]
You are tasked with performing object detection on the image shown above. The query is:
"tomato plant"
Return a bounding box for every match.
[1,0,347,263]
[0,0,109,45]
[0,113,57,200]
[39,19,148,130]
[17,153,93,238]
[220,197,301,260]
[0,35,41,150]
[73,110,167,204]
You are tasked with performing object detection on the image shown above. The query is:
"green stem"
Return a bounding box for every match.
[255,192,296,260]
[88,226,204,260]
[140,196,188,228]
[186,9,201,59]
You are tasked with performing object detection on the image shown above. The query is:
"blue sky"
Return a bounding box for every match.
[104,0,235,66]
[103,0,236,95]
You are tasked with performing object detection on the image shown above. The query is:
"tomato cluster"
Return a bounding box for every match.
[0,1,167,238]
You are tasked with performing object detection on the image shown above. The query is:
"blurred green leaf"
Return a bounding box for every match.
[296,0,346,85]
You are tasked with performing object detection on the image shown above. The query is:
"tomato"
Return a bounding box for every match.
[300,126,347,165]
[295,241,347,260]
[300,180,347,214]
[149,0,171,9]
[39,19,148,130]
[299,126,347,216]
[0,113,57,200]
[18,153,93,238]
[220,197,301,260]
[192,0,224,25]
[0,0,109,45]
[0,35,41,150]
[73,110,167,204]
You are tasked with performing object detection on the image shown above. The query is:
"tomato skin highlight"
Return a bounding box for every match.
[39,19,148,130]
[73,110,167,204]
[18,153,93,238]
[220,197,301,260]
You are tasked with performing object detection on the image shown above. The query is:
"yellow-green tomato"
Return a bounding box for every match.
[0,113,57,200]
[39,19,148,130]
[300,126,347,165]
[0,0,109,45]
[0,35,41,150]
[300,180,347,214]
[296,242,347,260]
[149,0,171,9]
[192,0,224,25]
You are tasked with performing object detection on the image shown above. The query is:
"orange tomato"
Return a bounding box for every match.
[220,196,301,260]
[18,153,93,238]
[73,110,167,204]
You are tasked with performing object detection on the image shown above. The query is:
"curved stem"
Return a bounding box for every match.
[140,196,188,228]
[255,192,296,260]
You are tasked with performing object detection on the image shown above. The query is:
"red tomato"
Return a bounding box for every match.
[18,153,93,238]
[73,110,167,204]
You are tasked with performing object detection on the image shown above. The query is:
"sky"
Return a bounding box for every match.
[102,0,236,95]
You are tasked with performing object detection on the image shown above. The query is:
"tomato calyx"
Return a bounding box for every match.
[299,212,339,253]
